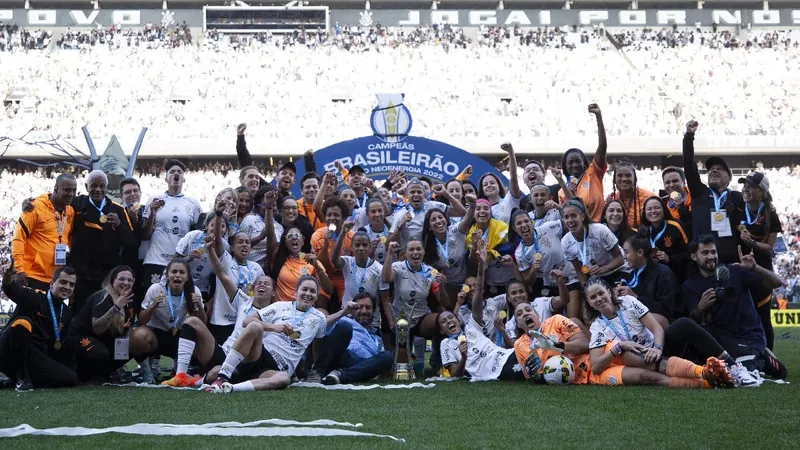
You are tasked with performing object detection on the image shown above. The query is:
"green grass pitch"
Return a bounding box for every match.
[1,334,799,449]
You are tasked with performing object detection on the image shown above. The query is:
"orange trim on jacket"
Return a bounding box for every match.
[11,194,74,283]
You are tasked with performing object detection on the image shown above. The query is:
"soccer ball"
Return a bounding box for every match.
[542,355,575,385]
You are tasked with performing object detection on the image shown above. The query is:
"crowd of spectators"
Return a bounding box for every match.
[1,25,800,143]
[0,24,51,51]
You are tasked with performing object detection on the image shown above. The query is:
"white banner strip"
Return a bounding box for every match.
[425,376,497,383]
[0,422,404,441]
[291,382,435,390]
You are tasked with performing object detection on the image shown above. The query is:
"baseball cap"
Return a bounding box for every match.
[349,165,366,175]
[704,156,731,178]
[738,172,770,192]
[279,161,296,175]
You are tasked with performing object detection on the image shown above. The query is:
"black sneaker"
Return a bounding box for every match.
[305,370,322,384]
[15,378,33,392]
[322,370,341,385]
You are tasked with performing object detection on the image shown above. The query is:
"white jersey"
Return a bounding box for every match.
[340,256,388,328]
[527,208,561,227]
[391,261,435,324]
[257,302,326,376]
[390,201,447,244]
[209,252,265,326]
[432,224,468,285]
[440,317,514,380]
[362,225,390,264]
[175,230,229,294]
[589,296,655,350]
[491,192,520,223]
[515,220,576,287]
[562,223,620,273]
[239,213,284,265]
[141,283,202,332]
[142,193,203,266]
[504,296,557,339]
[220,289,256,354]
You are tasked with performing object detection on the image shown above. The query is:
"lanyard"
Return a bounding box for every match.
[533,213,546,228]
[88,197,106,218]
[228,220,242,235]
[292,301,313,327]
[166,289,184,324]
[744,202,764,226]
[366,226,388,241]
[357,192,369,209]
[649,222,668,248]
[579,228,589,266]
[237,263,252,288]
[601,313,631,341]
[46,291,63,344]
[710,189,728,212]
[622,265,645,288]
[520,233,540,264]
[435,233,449,261]
[351,257,372,290]
[192,232,206,250]
[405,260,432,280]
[54,211,65,242]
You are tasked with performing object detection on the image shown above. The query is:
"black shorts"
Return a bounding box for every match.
[149,327,179,359]
[236,347,284,381]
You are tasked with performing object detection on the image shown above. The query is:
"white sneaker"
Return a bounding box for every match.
[730,362,760,388]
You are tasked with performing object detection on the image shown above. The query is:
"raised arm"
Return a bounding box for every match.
[382,241,400,283]
[682,121,705,196]
[589,103,607,168]
[206,233,238,299]
[471,241,488,324]
[434,184,466,217]
[500,143,521,199]
[314,171,335,222]
[457,193,477,235]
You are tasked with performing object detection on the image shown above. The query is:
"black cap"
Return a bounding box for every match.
[349,165,366,175]
[704,156,731,177]
[738,171,770,191]
[279,161,296,175]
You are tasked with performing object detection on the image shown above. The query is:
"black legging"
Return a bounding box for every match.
[663,317,726,364]
[757,302,774,350]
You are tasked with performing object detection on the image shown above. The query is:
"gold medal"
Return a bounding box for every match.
[714,212,724,222]
[197,247,206,255]
[461,285,470,293]
[298,252,306,261]
[246,285,254,296]
[581,265,590,275]
[133,202,141,209]
[541,288,550,297]
[380,236,387,245]
[431,269,440,278]
[99,214,108,224]
[54,341,62,350]
[669,191,680,200]
[289,331,300,340]
[738,223,747,232]
[457,335,466,343]
[498,311,507,320]
[534,252,543,262]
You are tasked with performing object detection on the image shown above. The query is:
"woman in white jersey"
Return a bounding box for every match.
[131,259,206,383]
[207,204,265,344]
[322,227,389,329]
[382,239,449,343]
[584,277,753,387]
[162,234,274,388]
[215,187,239,236]
[175,213,228,301]
[204,275,327,394]
[561,199,625,287]
[240,186,282,268]
[438,247,524,380]
[421,192,475,302]
[360,197,394,264]
[140,159,203,297]
[476,142,521,223]
[390,179,466,245]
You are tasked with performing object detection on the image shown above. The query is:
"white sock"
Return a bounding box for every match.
[231,381,255,392]
[219,349,245,381]
[176,338,196,375]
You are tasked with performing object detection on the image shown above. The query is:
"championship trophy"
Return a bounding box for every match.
[393,309,415,381]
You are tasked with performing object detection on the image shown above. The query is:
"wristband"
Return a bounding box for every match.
[612,343,622,356]
[654,344,663,350]
[111,304,121,314]
[554,342,565,350]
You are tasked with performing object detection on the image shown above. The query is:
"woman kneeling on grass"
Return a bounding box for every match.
[582,277,740,388]
[438,243,525,380]
[203,275,327,393]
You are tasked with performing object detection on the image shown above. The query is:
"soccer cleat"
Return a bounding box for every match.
[322,370,341,386]
[203,378,233,394]
[701,357,734,388]
[305,370,322,384]
[15,378,33,392]
[161,373,201,388]
[729,362,760,388]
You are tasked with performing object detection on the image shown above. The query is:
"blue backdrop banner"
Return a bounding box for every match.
[291,94,508,197]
